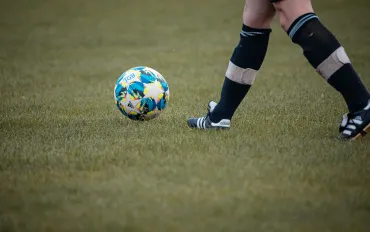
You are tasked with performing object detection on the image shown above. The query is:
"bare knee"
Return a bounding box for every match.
[273,0,314,31]
[243,1,276,29]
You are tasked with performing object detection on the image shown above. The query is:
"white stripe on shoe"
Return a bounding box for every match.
[347,125,357,130]
[365,101,370,110]
[352,119,363,125]
[343,130,352,136]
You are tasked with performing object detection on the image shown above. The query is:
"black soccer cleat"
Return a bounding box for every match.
[187,101,231,129]
[338,100,370,140]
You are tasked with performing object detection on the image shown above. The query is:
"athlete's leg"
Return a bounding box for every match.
[209,0,275,123]
[270,0,313,31]
[243,0,276,28]
[188,0,275,129]
[272,0,370,139]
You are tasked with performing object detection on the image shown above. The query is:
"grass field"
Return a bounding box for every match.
[1,0,370,231]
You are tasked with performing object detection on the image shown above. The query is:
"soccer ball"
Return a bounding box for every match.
[114,66,170,120]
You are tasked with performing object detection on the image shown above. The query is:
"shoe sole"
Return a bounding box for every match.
[351,122,370,141]
[187,120,230,130]
[188,126,230,130]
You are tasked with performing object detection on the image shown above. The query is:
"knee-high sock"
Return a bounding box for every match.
[288,13,370,112]
[211,25,271,122]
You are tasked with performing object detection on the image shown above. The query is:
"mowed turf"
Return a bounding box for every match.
[1,0,370,231]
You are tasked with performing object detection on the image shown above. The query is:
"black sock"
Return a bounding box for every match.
[211,78,251,122]
[210,25,271,122]
[328,65,370,112]
[288,13,370,112]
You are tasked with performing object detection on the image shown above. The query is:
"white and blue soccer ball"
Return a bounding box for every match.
[114,66,170,120]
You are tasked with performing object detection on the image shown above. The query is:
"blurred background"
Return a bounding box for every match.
[1,0,370,231]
